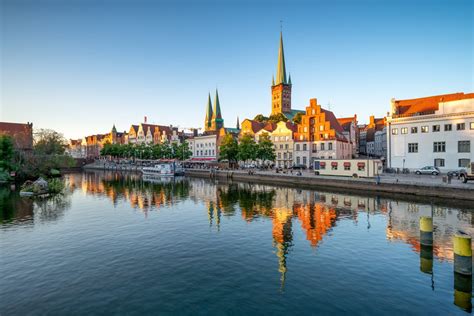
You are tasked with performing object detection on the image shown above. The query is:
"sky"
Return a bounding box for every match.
[1,0,472,139]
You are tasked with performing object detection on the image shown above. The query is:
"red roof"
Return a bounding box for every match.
[394,92,474,117]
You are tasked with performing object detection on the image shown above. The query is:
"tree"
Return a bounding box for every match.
[254,114,269,123]
[256,133,276,163]
[237,134,258,162]
[292,112,303,124]
[268,113,288,123]
[34,129,67,155]
[174,142,192,161]
[0,135,15,171]
[219,134,238,163]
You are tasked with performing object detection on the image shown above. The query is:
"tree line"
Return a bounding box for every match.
[100,142,192,160]
[219,133,276,165]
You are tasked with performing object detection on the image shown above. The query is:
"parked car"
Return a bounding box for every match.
[447,169,465,178]
[415,166,440,175]
[291,164,307,170]
[459,163,474,183]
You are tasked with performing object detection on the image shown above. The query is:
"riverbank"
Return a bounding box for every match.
[185,168,474,202]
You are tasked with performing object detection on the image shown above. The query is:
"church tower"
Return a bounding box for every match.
[204,93,213,132]
[211,89,224,130]
[271,32,292,116]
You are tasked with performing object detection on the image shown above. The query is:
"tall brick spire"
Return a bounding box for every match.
[275,32,287,85]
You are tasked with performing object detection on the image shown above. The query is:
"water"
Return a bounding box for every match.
[1,171,473,315]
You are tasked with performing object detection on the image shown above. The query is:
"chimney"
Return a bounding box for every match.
[144,116,147,123]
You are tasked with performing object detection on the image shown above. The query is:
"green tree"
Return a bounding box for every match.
[256,133,276,162]
[219,134,238,163]
[237,134,258,162]
[253,114,269,123]
[174,142,192,160]
[0,135,15,171]
[268,113,288,123]
[292,112,303,124]
[34,129,67,155]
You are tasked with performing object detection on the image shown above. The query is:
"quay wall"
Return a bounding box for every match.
[185,169,474,202]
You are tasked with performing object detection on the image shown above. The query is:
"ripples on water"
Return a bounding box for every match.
[0,171,473,315]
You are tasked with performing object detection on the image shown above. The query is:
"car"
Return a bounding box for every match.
[447,169,465,178]
[415,166,440,175]
[291,164,307,170]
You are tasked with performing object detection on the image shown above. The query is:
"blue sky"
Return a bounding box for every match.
[1,0,472,139]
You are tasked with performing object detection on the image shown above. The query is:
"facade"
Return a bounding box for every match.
[127,119,180,145]
[374,126,387,159]
[258,121,294,168]
[0,121,33,150]
[359,116,386,157]
[66,139,86,158]
[386,92,474,171]
[293,98,353,168]
[337,115,358,158]
[187,134,218,161]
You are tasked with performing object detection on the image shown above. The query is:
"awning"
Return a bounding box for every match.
[189,157,217,162]
[357,162,366,167]
[343,162,351,167]
[319,162,326,167]
[331,162,338,167]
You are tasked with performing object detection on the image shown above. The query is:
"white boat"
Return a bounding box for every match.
[142,163,175,177]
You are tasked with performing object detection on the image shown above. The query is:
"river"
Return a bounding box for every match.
[1,171,473,314]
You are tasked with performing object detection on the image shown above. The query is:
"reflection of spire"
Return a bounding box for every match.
[208,201,214,227]
[214,204,221,231]
[272,208,293,291]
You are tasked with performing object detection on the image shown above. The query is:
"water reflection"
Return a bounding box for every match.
[1,172,473,313]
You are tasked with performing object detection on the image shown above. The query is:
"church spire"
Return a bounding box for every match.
[236,116,240,129]
[213,89,222,120]
[275,32,287,85]
[205,93,213,129]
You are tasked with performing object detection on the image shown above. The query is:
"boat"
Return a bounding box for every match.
[142,163,175,176]
[141,161,185,177]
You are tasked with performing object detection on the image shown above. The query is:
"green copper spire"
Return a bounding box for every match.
[272,75,275,86]
[111,124,117,133]
[288,73,292,85]
[275,32,287,85]
[214,89,223,120]
[236,116,240,129]
[205,93,213,128]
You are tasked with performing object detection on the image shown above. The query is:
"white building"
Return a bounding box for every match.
[187,134,218,161]
[387,92,474,171]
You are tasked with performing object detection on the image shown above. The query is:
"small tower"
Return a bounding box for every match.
[236,116,240,130]
[211,89,224,131]
[271,32,292,116]
[111,124,117,143]
[204,93,213,132]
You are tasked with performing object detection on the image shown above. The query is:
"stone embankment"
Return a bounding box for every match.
[185,169,474,202]
[84,161,142,172]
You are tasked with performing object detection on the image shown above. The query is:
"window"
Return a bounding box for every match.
[344,163,351,171]
[457,123,465,130]
[331,163,338,170]
[433,142,446,152]
[471,122,474,130]
[434,158,445,167]
[445,124,452,131]
[421,126,429,133]
[303,157,307,165]
[392,128,398,135]
[312,144,317,152]
[432,125,440,132]
[328,142,333,150]
[320,143,325,150]
[296,157,300,164]
[283,153,287,159]
[401,127,408,134]
[319,125,324,131]
[459,159,470,168]
[304,127,308,132]
[296,144,300,151]
[408,143,418,153]
[357,162,365,171]
[280,144,283,149]
[458,141,470,153]
[320,163,326,170]
[303,144,307,151]
[285,144,289,149]
[411,127,418,133]
[278,153,281,159]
